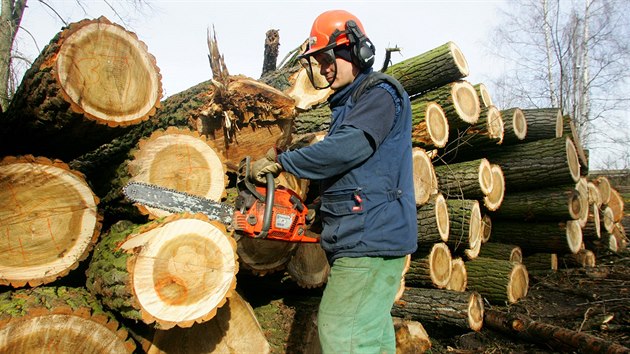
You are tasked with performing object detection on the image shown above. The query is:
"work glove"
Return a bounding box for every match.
[250,147,284,184]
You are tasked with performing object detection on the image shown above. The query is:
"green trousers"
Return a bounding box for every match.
[318,256,406,354]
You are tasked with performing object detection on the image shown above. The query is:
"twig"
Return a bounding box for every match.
[576,298,630,306]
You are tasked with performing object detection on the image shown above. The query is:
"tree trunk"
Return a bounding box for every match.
[261,29,279,77]
[500,107,527,145]
[490,220,583,255]
[520,108,562,142]
[434,158,493,200]
[447,105,503,158]
[140,292,270,354]
[236,237,298,276]
[446,199,482,259]
[484,309,630,353]
[0,287,135,353]
[416,193,450,245]
[490,186,584,221]
[465,257,529,304]
[1,17,162,161]
[446,257,468,292]
[478,243,523,264]
[523,253,558,274]
[385,41,469,97]
[406,243,452,289]
[480,213,493,243]
[410,101,449,149]
[560,249,596,268]
[412,148,439,206]
[0,156,101,288]
[86,215,238,329]
[391,287,484,332]
[293,104,331,134]
[286,241,330,289]
[415,81,480,131]
[483,137,581,192]
[124,127,227,219]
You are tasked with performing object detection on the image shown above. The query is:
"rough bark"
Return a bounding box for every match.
[261,29,279,77]
[523,253,558,274]
[434,158,493,200]
[286,241,330,289]
[560,249,596,268]
[0,287,135,353]
[293,103,331,134]
[490,220,583,255]
[86,215,238,329]
[236,237,298,276]
[0,156,101,287]
[385,41,469,97]
[484,309,630,353]
[0,17,162,161]
[406,243,452,289]
[465,257,529,304]
[410,101,449,149]
[478,243,523,264]
[520,108,562,142]
[416,193,450,245]
[447,105,503,158]
[490,186,584,222]
[391,287,484,332]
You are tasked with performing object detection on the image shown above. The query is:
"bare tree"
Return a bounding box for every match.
[0,0,148,113]
[487,0,630,169]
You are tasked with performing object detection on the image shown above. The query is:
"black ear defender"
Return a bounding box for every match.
[345,20,376,70]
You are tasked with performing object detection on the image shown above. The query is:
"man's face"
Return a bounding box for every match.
[315,51,358,90]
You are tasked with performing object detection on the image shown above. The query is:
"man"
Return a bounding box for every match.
[252,10,418,353]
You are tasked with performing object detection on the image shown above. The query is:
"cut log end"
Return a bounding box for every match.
[507,263,529,303]
[479,158,493,195]
[566,220,584,254]
[565,138,581,182]
[448,41,470,77]
[484,164,505,212]
[0,156,101,287]
[435,194,450,242]
[451,81,480,124]
[568,189,583,221]
[56,17,161,126]
[446,257,467,292]
[475,83,493,108]
[511,108,527,140]
[425,102,449,148]
[123,215,238,329]
[480,214,492,244]
[467,291,484,332]
[486,106,505,144]
[593,176,612,205]
[430,243,453,288]
[466,201,483,259]
[412,148,438,205]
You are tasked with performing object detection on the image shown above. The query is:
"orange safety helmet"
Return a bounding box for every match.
[299,10,376,89]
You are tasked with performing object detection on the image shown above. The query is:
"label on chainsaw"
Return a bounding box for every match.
[122,181,235,225]
[274,213,293,230]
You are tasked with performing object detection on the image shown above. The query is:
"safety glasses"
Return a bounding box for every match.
[299,49,338,90]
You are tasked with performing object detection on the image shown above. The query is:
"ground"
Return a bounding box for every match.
[240,247,630,354]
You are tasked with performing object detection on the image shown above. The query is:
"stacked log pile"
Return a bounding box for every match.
[0,17,628,353]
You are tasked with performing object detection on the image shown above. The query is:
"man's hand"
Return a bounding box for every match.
[250,148,283,184]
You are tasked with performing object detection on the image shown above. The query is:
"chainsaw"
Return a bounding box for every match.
[122,156,319,243]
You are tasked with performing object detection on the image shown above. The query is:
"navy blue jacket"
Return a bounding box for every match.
[278,70,418,263]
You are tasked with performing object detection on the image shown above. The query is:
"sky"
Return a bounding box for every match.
[17,0,505,98]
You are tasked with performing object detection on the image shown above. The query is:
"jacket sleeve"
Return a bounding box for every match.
[277,125,374,180]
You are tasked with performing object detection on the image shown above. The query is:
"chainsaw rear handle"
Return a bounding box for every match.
[255,172,275,239]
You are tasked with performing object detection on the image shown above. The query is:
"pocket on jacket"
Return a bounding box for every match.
[320,189,366,251]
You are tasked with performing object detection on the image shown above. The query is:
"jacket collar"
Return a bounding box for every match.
[328,68,374,108]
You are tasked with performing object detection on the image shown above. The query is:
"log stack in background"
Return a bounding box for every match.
[0,16,628,353]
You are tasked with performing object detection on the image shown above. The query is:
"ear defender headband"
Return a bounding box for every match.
[345,20,375,71]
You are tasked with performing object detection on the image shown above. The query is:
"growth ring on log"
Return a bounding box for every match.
[435,194,450,242]
[412,148,438,205]
[565,137,581,182]
[55,17,161,126]
[0,156,101,287]
[452,81,480,124]
[425,102,449,148]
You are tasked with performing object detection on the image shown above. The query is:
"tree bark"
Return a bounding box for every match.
[434,158,493,200]
[490,220,583,255]
[500,107,527,145]
[385,41,470,97]
[482,137,581,192]
[490,186,584,222]
[391,287,484,332]
[0,0,27,111]
[520,108,562,142]
[484,309,630,353]
[261,29,279,77]
[393,318,432,354]
[0,156,101,288]
[478,243,523,263]
[474,83,493,107]
[410,101,449,149]
[523,253,558,274]
[446,105,503,159]
[236,237,298,276]
[406,243,452,289]
[415,81,480,131]
[465,257,529,304]
[1,17,162,161]
[86,215,238,329]
[0,287,135,353]
[286,241,330,289]
[416,193,450,245]
[446,199,482,259]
